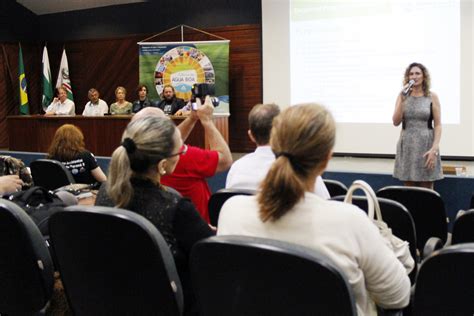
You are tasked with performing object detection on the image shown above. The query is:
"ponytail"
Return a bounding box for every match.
[257,103,335,222]
[107,146,133,208]
[258,156,306,221]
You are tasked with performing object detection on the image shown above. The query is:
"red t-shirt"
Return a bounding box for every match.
[161,145,218,223]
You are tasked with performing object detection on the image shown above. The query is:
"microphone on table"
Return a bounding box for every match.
[402,79,415,96]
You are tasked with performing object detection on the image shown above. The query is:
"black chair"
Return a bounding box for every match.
[30,159,76,191]
[323,179,348,197]
[49,206,183,316]
[413,243,474,315]
[190,235,357,316]
[331,195,418,283]
[452,209,474,244]
[208,188,257,226]
[377,186,448,251]
[0,199,54,315]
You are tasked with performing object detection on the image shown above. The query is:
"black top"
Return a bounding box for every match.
[95,178,214,314]
[132,98,154,113]
[51,151,98,185]
[156,97,186,115]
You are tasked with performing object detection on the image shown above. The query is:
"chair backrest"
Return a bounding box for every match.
[30,159,76,190]
[49,206,183,316]
[377,186,447,251]
[331,195,418,283]
[323,179,348,197]
[0,199,54,315]
[208,188,257,226]
[190,235,357,316]
[414,243,474,315]
[452,209,474,244]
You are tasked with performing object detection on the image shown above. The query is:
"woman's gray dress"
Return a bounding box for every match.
[393,95,443,182]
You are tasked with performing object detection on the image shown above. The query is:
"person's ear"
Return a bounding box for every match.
[157,159,167,176]
[248,130,257,143]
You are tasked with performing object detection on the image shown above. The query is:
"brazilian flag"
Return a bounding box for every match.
[18,45,29,115]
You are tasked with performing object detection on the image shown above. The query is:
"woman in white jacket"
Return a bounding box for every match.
[218,103,410,315]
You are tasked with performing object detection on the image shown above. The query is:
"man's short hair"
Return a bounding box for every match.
[248,103,280,145]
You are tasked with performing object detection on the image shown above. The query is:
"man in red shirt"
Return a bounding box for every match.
[133,97,232,222]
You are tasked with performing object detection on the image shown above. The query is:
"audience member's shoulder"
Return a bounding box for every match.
[95,182,113,207]
[321,198,372,221]
[221,194,256,213]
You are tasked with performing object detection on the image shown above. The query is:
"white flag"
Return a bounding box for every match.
[55,49,74,101]
[42,46,53,111]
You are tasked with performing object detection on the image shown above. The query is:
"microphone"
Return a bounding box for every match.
[402,79,415,96]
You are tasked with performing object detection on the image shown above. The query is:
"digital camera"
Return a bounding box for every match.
[191,83,219,110]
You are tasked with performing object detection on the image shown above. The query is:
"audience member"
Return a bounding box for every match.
[0,175,23,195]
[95,116,214,314]
[82,88,109,116]
[132,84,154,113]
[47,124,107,185]
[226,103,330,198]
[110,86,133,115]
[218,103,410,315]
[156,85,186,115]
[132,97,232,223]
[45,87,75,116]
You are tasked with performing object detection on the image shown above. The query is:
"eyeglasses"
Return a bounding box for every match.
[167,144,187,158]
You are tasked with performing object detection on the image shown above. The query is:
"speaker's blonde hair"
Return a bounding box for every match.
[258,103,335,222]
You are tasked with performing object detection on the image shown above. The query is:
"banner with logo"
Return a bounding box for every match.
[138,41,229,114]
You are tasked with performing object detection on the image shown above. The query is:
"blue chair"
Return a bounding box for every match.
[414,243,474,315]
[377,186,448,251]
[30,159,76,190]
[190,235,357,316]
[49,206,183,315]
[208,188,257,226]
[0,199,54,314]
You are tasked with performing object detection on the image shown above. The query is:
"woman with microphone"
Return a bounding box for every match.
[392,62,443,189]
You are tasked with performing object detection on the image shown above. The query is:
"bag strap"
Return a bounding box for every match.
[14,186,54,204]
[343,180,383,222]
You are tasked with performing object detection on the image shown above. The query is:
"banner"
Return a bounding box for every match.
[138,41,229,114]
[56,48,74,101]
[18,45,29,115]
[42,46,53,111]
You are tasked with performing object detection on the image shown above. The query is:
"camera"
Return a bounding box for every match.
[191,83,219,110]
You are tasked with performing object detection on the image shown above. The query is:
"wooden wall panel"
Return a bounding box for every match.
[0,24,261,152]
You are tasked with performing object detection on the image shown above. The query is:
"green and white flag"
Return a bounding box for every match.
[42,46,53,111]
[55,48,74,101]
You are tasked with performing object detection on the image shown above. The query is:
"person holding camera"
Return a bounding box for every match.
[156,85,186,115]
[132,95,232,223]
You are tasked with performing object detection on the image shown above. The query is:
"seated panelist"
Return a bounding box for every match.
[82,88,109,116]
[110,86,133,115]
[132,84,154,113]
[156,85,185,115]
[45,87,75,116]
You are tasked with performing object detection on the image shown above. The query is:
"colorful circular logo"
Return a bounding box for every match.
[154,46,215,100]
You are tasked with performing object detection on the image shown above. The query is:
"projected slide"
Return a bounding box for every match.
[290,0,460,124]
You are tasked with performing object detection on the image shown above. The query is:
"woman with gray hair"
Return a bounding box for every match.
[95,116,214,314]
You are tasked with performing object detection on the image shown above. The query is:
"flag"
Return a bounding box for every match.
[18,45,29,115]
[55,48,74,101]
[42,46,53,111]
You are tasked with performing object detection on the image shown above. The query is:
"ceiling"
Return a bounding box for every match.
[16,0,146,15]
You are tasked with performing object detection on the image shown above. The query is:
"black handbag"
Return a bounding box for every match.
[5,186,66,236]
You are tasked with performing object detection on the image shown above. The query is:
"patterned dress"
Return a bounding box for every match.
[393,95,443,181]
